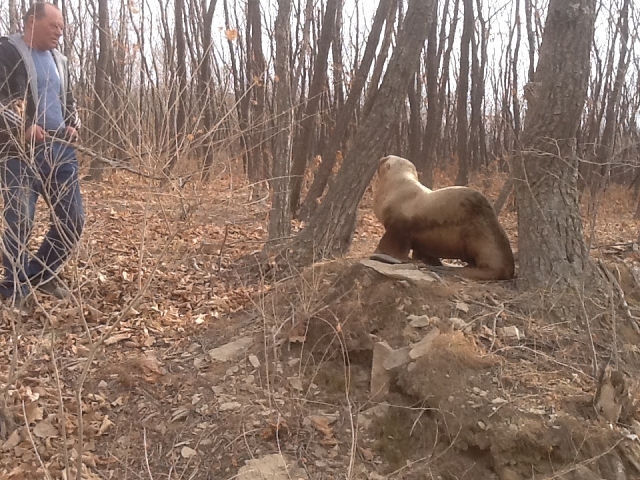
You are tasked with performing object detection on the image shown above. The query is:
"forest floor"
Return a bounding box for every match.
[2,157,640,479]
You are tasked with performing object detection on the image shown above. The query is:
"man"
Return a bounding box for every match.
[0,2,84,305]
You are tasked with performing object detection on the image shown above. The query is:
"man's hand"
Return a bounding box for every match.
[25,124,46,143]
[65,126,79,143]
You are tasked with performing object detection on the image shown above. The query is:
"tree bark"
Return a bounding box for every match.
[198,0,219,182]
[298,0,393,220]
[268,0,294,245]
[277,0,433,267]
[87,0,112,180]
[289,0,339,215]
[590,0,629,195]
[244,0,269,186]
[454,0,473,185]
[514,0,597,288]
[418,0,442,187]
[163,0,188,177]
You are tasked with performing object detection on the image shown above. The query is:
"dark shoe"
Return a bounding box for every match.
[36,279,69,300]
[1,295,33,315]
[13,296,33,315]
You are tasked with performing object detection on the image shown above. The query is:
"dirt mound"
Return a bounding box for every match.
[257,259,640,479]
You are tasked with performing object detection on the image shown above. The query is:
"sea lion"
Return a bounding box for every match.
[371,155,515,280]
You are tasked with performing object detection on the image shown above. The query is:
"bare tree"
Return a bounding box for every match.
[276,0,434,267]
[7,0,20,32]
[298,0,394,219]
[418,0,443,186]
[514,0,598,288]
[268,0,294,244]
[164,0,188,176]
[289,0,339,215]
[455,0,473,185]
[87,0,112,180]
[590,0,630,195]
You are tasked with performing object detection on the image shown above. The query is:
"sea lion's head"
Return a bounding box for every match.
[378,155,419,181]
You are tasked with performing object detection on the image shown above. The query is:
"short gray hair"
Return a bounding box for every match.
[23,2,59,25]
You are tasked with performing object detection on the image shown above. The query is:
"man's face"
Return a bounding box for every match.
[26,5,64,51]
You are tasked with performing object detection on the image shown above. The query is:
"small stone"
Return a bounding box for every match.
[219,402,242,412]
[371,342,394,401]
[248,354,261,368]
[409,328,440,359]
[407,314,432,328]
[288,377,304,391]
[498,326,523,340]
[208,336,254,362]
[455,301,470,313]
[448,317,468,331]
[181,446,197,459]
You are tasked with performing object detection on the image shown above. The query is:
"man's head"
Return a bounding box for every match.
[23,2,64,51]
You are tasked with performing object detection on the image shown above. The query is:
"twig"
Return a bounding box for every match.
[49,334,72,480]
[540,437,624,479]
[143,427,155,480]
[597,260,640,334]
[218,224,229,272]
[22,401,54,480]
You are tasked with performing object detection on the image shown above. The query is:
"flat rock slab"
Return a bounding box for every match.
[237,454,307,480]
[360,259,437,283]
[207,336,254,362]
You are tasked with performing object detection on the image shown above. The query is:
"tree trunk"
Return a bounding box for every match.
[455,0,472,185]
[245,0,269,186]
[590,0,629,195]
[87,0,112,180]
[267,0,294,245]
[418,0,441,186]
[163,0,188,177]
[514,0,597,288]
[8,0,19,33]
[278,0,433,267]
[298,0,393,220]
[511,0,522,139]
[524,0,536,82]
[289,0,339,215]
[198,0,219,182]
[407,72,422,162]
[468,0,487,172]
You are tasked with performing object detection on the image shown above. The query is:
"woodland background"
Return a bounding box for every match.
[1,1,640,479]
[1,0,638,253]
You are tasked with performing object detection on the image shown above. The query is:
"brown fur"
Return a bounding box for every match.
[372,155,515,280]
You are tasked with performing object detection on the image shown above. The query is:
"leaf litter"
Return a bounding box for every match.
[0,165,640,478]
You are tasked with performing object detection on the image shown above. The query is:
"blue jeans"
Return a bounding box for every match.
[0,140,84,298]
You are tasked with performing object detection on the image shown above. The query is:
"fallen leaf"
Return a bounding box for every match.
[33,419,58,439]
[181,446,197,458]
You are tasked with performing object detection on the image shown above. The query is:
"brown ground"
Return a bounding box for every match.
[1,158,640,479]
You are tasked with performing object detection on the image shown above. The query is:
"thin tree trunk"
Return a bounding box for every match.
[298,0,393,219]
[164,0,188,177]
[198,0,219,182]
[407,71,422,162]
[524,0,536,82]
[268,0,293,245]
[278,0,433,267]
[289,0,339,215]
[590,0,630,195]
[245,0,269,186]
[455,0,473,185]
[418,0,441,186]
[87,0,112,180]
[511,0,522,139]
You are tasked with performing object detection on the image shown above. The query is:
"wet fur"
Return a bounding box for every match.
[372,155,515,280]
